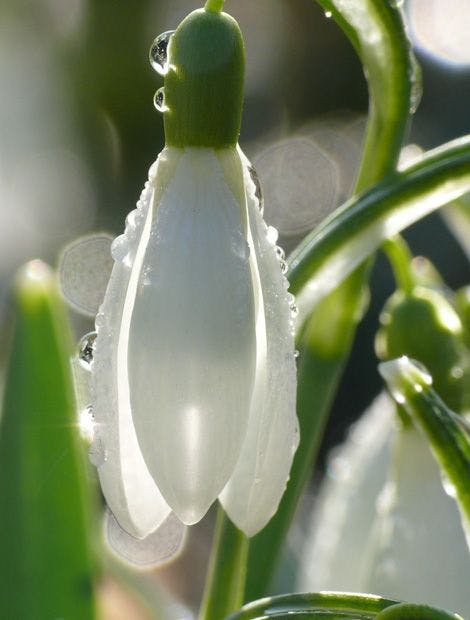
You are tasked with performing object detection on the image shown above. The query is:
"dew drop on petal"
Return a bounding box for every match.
[247,164,264,213]
[266,225,279,245]
[78,405,96,444]
[149,30,175,75]
[77,331,97,370]
[153,87,168,113]
[105,510,186,568]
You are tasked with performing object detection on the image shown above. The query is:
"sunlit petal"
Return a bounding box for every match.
[220,151,299,536]
[124,148,257,524]
[92,178,171,539]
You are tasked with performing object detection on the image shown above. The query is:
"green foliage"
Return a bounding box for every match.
[380,357,470,547]
[0,261,96,620]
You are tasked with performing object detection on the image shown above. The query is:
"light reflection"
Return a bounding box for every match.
[407,0,470,66]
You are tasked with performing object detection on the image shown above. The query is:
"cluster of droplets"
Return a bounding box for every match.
[111,182,153,268]
[75,331,107,467]
[264,221,298,336]
[247,161,298,338]
[149,30,174,113]
[248,165,264,214]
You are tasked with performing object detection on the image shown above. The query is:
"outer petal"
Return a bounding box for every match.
[92,166,174,539]
[297,392,395,591]
[219,150,299,537]
[124,147,256,524]
[105,510,186,569]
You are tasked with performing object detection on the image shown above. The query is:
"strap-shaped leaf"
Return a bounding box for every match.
[290,136,470,315]
[380,356,470,551]
[0,261,96,619]
[227,593,462,620]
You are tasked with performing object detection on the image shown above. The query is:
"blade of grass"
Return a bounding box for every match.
[0,261,96,619]
[380,356,470,551]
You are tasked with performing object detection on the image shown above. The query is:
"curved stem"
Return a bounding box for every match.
[382,236,415,294]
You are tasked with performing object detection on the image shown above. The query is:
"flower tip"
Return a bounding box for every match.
[14,260,58,310]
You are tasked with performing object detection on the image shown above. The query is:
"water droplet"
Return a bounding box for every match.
[247,164,264,212]
[276,246,285,260]
[266,225,279,245]
[153,87,168,112]
[77,331,97,370]
[324,10,332,18]
[78,405,96,443]
[280,259,288,275]
[111,235,129,261]
[294,349,300,359]
[149,30,175,75]
[290,303,298,318]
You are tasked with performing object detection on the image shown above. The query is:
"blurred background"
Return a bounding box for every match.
[0,0,469,617]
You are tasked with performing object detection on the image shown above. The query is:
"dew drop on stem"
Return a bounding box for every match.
[154,87,167,113]
[149,30,175,75]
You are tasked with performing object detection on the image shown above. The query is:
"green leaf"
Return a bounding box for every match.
[245,0,415,599]
[289,135,470,316]
[227,594,463,620]
[379,356,470,550]
[0,261,96,619]
[227,592,399,620]
[443,198,470,259]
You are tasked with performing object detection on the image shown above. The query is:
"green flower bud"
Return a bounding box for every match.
[375,286,469,412]
[163,3,245,148]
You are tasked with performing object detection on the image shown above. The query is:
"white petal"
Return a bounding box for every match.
[363,427,470,616]
[219,150,299,537]
[92,170,172,539]
[123,147,256,524]
[105,509,186,568]
[296,392,396,591]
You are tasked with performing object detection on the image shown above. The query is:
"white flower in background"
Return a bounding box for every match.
[73,2,299,559]
[296,397,470,617]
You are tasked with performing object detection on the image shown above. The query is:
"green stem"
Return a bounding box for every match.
[199,505,248,620]
[245,0,415,599]
[376,603,462,620]
[204,0,224,12]
[382,236,415,294]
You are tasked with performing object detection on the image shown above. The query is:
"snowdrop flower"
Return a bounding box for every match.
[88,0,299,551]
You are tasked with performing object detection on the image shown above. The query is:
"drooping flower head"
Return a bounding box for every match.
[87,0,298,561]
